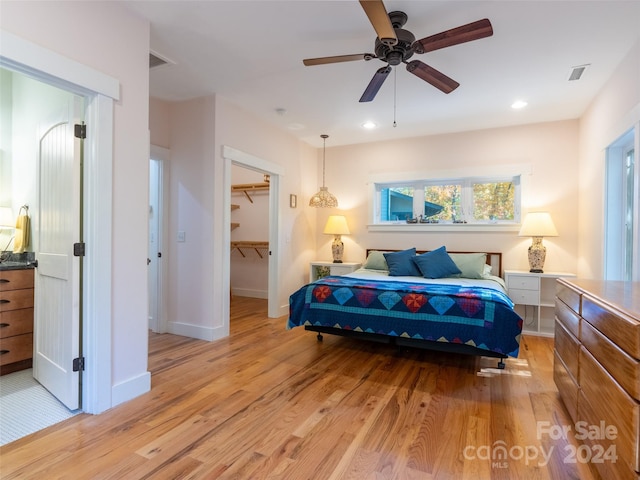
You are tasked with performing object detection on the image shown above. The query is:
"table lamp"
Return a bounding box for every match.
[323,215,350,263]
[518,212,558,273]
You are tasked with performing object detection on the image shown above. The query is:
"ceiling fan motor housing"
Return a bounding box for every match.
[374,25,416,65]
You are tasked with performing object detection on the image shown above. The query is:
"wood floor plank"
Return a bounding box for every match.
[0,297,603,479]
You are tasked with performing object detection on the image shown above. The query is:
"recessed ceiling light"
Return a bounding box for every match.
[511,100,528,109]
[361,121,377,129]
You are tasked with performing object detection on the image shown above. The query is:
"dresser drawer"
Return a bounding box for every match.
[556,280,581,315]
[0,333,33,366]
[507,288,538,305]
[0,288,34,312]
[0,308,34,338]
[0,269,34,292]
[582,319,640,402]
[579,346,640,473]
[583,294,640,360]
[556,298,581,339]
[554,351,578,421]
[507,274,539,290]
[555,319,580,382]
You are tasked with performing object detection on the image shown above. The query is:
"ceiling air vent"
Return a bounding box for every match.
[149,51,173,69]
[568,64,590,81]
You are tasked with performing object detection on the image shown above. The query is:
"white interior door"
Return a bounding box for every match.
[33,96,83,410]
[148,159,160,332]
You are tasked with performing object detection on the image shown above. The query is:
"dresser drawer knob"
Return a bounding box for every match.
[0,299,9,304]
[0,323,9,328]
[0,279,9,283]
[0,350,9,355]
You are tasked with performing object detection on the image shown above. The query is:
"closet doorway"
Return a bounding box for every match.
[230,165,270,303]
[223,145,283,329]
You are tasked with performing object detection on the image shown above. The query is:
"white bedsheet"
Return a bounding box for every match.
[344,268,508,293]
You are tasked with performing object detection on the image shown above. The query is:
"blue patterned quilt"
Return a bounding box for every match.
[288,276,523,357]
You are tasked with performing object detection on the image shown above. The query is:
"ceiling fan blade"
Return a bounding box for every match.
[359,0,397,46]
[406,60,459,94]
[303,53,374,66]
[359,66,392,102]
[413,18,493,54]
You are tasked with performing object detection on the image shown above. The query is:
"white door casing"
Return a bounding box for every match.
[33,96,82,410]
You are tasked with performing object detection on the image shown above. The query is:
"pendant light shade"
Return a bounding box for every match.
[309,134,338,208]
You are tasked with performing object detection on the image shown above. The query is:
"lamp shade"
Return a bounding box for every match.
[0,207,14,228]
[323,215,350,235]
[518,212,558,237]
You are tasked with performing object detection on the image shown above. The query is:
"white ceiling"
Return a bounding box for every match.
[123,0,640,147]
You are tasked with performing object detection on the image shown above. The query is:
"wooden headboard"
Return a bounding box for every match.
[365,249,503,278]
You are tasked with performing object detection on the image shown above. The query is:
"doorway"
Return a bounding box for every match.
[0,69,83,441]
[148,145,168,333]
[1,32,118,415]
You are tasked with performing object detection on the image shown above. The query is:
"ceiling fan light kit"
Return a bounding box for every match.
[303,0,493,103]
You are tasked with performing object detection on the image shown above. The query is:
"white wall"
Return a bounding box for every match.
[1,2,151,406]
[578,39,640,279]
[149,95,317,339]
[317,120,580,275]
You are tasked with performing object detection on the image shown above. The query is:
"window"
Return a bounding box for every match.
[375,175,520,225]
[605,128,636,281]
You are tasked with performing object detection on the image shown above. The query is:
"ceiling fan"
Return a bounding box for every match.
[303,0,493,102]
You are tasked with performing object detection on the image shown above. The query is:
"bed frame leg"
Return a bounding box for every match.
[316,333,323,342]
[497,359,506,369]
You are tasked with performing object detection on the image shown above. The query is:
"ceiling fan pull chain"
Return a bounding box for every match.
[393,67,397,128]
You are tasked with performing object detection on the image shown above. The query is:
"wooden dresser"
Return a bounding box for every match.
[555,278,640,480]
[0,268,35,375]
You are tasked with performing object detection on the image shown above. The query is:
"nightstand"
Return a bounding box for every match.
[309,261,362,283]
[504,270,576,337]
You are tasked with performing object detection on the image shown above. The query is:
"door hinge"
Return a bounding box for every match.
[74,123,86,139]
[73,357,85,372]
[73,242,86,257]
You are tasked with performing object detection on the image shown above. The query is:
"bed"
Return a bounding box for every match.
[287,247,523,368]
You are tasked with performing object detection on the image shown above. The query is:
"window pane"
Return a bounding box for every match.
[381,186,414,221]
[472,181,515,220]
[424,185,461,221]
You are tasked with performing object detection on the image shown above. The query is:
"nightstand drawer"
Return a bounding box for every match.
[330,265,358,276]
[507,275,539,290]
[508,288,538,305]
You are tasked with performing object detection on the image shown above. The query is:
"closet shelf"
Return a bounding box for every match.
[231,241,269,258]
[231,182,269,203]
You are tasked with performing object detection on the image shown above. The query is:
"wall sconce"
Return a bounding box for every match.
[323,215,350,263]
[518,212,558,273]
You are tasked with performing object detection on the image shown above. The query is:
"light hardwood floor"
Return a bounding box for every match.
[0,298,601,479]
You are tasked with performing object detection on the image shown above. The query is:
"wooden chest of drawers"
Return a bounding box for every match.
[0,268,34,375]
[555,278,640,480]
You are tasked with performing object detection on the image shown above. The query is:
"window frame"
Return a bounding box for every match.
[369,171,523,231]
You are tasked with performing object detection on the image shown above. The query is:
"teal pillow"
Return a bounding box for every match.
[363,250,389,271]
[383,248,421,276]
[449,253,487,279]
[413,246,462,279]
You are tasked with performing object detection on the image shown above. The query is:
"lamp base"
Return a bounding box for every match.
[527,237,546,274]
[331,235,344,263]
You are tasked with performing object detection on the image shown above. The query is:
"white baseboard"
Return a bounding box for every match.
[231,288,268,299]
[111,371,151,407]
[168,321,228,342]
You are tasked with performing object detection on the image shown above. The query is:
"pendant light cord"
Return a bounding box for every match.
[321,134,328,187]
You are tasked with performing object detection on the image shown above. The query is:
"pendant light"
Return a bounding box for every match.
[309,134,338,208]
